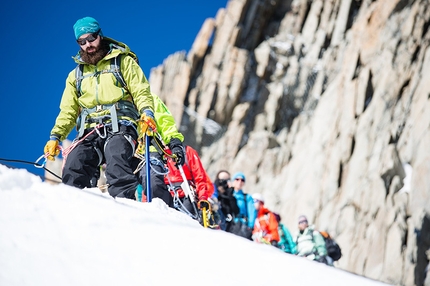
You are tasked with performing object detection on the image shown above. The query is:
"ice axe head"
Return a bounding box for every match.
[197,200,211,211]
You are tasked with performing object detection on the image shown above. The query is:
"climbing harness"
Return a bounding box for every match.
[76,100,140,138]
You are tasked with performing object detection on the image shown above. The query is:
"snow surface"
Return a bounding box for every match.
[0,164,390,286]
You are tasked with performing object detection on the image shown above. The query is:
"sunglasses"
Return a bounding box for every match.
[235,178,245,182]
[298,220,308,224]
[77,30,100,45]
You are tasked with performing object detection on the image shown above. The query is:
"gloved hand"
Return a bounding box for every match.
[138,109,157,136]
[168,138,185,166]
[44,136,61,161]
[225,214,233,222]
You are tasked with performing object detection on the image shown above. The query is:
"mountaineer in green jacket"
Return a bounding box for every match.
[137,93,185,207]
[294,215,328,264]
[43,16,184,201]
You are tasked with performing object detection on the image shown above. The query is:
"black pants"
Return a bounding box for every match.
[139,152,173,207]
[177,196,197,215]
[62,124,139,199]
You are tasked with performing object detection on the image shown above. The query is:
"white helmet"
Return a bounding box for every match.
[252,193,265,203]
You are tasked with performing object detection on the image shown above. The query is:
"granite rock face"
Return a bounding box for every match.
[149,0,430,285]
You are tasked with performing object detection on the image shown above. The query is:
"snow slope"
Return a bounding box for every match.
[0,165,390,286]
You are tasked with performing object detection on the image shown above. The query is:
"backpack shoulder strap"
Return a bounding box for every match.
[74,53,130,98]
[311,229,316,242]
[111,54,128,91]
[243,193,248,221]
[75,64,84,98]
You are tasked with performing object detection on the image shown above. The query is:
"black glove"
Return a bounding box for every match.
[270,240,278,247]
[168,138,185,166]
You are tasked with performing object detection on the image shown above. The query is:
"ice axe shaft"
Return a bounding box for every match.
[178,164,194,203]
[197,200,211,228]
[201,205,209,228]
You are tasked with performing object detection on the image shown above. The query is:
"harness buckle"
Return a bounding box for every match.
[96,105,103,112]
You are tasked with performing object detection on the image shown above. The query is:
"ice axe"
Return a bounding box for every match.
[177,163,195,203]
[197,200,211,228]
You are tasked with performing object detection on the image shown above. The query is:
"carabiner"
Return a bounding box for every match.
[34,154,47,168]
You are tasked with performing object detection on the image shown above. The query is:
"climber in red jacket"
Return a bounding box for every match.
[164,145,213,216]
[252,193,280,247]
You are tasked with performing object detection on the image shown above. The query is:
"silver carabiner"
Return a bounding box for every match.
[95,124,107,139]
[34,154,47,168]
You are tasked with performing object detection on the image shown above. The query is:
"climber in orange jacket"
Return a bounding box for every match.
[164,145,213,215]
[251,193,280,247]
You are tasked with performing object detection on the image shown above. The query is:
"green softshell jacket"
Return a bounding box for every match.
[295,225,328,258]
[151,93,184,149]
[50,38,154,141]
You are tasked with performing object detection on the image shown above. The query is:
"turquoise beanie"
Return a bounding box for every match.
[232,172,246,182]
[73,17,103,40]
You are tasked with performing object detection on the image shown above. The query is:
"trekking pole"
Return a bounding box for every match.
[145,134,152,202]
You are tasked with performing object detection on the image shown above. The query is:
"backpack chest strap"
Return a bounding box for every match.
[75,55,126,97]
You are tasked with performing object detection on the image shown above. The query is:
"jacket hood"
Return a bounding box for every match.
[72,37,132,64]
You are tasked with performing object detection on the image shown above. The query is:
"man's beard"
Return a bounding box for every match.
[80,40,110,65]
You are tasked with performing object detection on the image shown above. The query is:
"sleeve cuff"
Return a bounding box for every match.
[50,135,61,141]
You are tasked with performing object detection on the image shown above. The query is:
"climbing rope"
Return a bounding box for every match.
[0,157,62,180]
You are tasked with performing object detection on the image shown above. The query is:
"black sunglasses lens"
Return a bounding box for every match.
[77,31,99,45]
[88,33,98,43]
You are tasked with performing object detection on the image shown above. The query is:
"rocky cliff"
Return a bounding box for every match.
[149,0,430,285]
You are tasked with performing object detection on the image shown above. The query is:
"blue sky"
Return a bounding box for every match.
[0,0,227,177]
